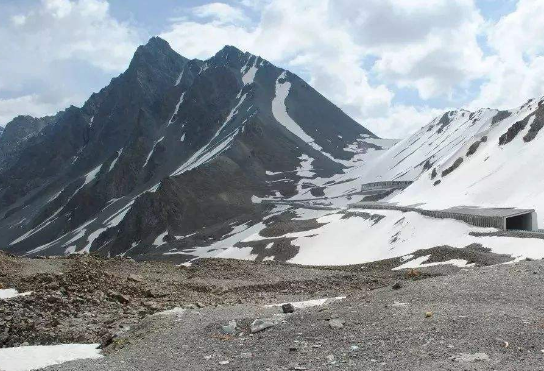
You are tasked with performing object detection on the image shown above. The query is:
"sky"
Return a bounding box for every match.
[0,0,543,138]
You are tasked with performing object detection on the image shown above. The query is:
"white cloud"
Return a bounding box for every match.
[45,0,74,19]
[161,0,486,137]
[331,0,490,99]
[192,3,250,24]
[11,15,27,26]
[161,22,254,60]
[4,0,544,139]
[365,105,448,139]
[0,95,75,126]
[0,0,143,125]
[471,0,544,109]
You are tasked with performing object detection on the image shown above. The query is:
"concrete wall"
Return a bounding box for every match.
[360,181,413,191]
[350,203,538,231]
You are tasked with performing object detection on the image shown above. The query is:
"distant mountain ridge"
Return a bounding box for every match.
[0,37,381,260]
[0,114,57,171]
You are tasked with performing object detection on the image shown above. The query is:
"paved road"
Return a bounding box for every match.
[44,260,544,371]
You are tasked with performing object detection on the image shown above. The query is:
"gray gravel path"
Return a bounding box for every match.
[44,260,544,371]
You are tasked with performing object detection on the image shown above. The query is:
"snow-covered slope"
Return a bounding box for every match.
[164,95,544,267]
[166,205,544,266]
[392,97,544,223]
[6,37,544,267]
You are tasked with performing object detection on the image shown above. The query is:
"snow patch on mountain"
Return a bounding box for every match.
[392,255,475,270]
[392,97,544,223]
[108,148,123,172]
[153,231,168,247]
[171,94,247,176]
[207,206,544,265]
[143,137,164,168]
[242,57,259,85]
[168,93,185,126]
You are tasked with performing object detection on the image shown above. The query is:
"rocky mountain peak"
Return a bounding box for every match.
[127,37,188,83]
[208,45,252,70]
[0,114,56,170]
[1,115,53,145]
[0,38,378,260]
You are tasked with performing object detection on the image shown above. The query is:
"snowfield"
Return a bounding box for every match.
[0,289,32,300]
[393,98,544,225]
[177,206,544,266]
[0,344,102,371]
[87,94,544,266]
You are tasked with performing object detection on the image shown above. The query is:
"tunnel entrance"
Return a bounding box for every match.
[505,213,534,231]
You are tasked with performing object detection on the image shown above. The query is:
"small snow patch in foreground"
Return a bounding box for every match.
[265,296,345,309]
[155,307,186,316]
[0,289,32,300]
[392,255,475,271]
[0,344,102,371]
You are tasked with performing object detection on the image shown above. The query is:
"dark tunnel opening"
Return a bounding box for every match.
[505,213,533,231]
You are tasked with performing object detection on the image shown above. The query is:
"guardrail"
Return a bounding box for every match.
[349,202,506,229]
[360,181,413,191]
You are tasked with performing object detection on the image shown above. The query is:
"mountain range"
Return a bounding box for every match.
[0,37,384,261]
[2,36,544,265]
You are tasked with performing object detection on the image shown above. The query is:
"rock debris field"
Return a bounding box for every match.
[1,250,544,370]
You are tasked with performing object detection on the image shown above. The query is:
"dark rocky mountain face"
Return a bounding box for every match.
[0,115,56,170]
[0,37,379,260]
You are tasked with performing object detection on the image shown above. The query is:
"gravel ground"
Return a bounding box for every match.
[37,259,544,371]
[0,253,403,349]
[2,248,541,370]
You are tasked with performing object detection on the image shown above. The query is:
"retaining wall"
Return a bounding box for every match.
[349,203,507,229]
[360,181,413,191]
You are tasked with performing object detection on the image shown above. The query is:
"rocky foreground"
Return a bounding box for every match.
[1,249,544,370]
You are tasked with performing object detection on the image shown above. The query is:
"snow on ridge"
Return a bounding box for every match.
[391,98,544,222]
[354,108,500,184]
[46,190,63,203]
[64,163,104,206]
[175,68,185,86]
[272,72,316,145]
[108,148,123,172]
[221,207,544,266]
[10,206,64,246]
[143,137,164,168]
[171,93,247,176]
[168,92,185,126]
[166,220,268,259]
[84,164,102,186]
[296,154,315,178]
[82,228,106,253]
[392,255,475,270]
[145,183,161,193]
[242,57,259,85]
[104,200,135,228]
[153,231,168,247]
[271,72,341,164]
